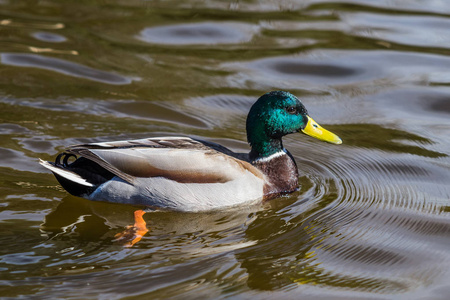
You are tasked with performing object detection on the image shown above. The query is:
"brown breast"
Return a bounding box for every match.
[252,151,299,200]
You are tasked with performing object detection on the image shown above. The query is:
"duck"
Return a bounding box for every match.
[39,91,342,213]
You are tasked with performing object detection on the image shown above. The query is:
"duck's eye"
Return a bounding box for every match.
[286,106,297,114]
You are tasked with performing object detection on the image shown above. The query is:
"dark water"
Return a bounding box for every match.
[1,1,450,299]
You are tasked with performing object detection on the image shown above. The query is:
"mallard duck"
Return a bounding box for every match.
[40,91,341,212]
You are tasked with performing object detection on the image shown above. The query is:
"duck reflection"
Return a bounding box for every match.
[40,195,264,248]
[40,188,414,293]
[40,192,317,290]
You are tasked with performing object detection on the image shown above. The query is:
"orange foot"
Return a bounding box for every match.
[114,210,149,247]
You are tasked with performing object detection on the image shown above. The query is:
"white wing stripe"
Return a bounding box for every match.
[39,159,94,187]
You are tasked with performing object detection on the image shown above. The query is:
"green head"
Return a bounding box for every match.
[246,91,342,160]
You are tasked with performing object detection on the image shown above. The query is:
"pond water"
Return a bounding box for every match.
[1,0,450,299]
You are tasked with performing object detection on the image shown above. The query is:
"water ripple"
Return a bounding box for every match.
[32,32,67,43]
[277,133,450,287]
[137,22,258,45]
[1,53,134,85]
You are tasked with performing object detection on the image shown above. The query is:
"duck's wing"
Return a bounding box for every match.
[67,137,262,184]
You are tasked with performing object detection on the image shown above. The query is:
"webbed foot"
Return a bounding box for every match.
[114,210,149,247]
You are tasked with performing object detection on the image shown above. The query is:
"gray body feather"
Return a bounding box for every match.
[41,137,266,211]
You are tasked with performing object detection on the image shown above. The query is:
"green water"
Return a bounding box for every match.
[1,1,449,299]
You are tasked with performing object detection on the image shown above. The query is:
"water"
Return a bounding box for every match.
[1,0,450,299]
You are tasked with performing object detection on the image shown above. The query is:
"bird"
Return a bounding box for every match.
[40,91,342,212]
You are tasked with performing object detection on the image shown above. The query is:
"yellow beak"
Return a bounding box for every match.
[301,116,342,144]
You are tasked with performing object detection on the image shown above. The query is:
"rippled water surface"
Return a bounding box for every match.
[1,1,450,299]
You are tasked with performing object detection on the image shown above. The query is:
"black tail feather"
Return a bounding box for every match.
[51,153,116,197]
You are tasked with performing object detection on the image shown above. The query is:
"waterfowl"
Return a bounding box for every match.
[40,91,342,212]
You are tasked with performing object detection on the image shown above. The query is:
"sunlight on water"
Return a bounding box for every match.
[0,0,449,299]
